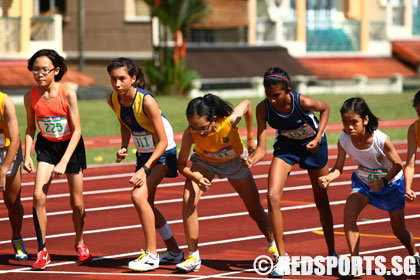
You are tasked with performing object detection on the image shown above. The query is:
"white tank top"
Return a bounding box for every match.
[339,129,402,184]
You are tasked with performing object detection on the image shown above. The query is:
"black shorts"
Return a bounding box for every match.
[35,133,87,174]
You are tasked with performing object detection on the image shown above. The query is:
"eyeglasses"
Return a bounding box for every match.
[32,68,55,76]
[189,121,212,134]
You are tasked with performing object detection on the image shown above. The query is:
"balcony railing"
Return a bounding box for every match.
[31,16,55,41]
[306,20,360,52]
[370,21,387,41]
[0,15,62,54]
[414,8,420,35]
[0,17,20,52]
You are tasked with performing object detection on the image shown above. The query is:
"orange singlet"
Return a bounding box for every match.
[30,84,73,142]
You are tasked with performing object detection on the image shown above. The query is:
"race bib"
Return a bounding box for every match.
[38,116,71,139]
[357,165,388,184]
[280,123,316,140]
[132,131,155,153]
[203,145,237,160]
[0,130,5,148]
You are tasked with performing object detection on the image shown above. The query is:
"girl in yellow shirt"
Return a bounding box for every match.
[176,94,276,273]
[0,91,27,261]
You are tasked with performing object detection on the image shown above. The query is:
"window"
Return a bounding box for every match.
[34,0,66,15]
[125,0,151,22]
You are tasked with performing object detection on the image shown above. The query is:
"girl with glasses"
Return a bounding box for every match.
[175,93,277,273]
[24,49,92,270]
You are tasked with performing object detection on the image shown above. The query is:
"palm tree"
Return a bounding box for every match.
[145,0,210,95]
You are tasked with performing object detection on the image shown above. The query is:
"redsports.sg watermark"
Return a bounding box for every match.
[253,255,417,276]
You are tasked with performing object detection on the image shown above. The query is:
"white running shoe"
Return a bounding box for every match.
[159,250,184,264]
[128,250,159,272]
[176,255,201,273]
[270,255,290,278]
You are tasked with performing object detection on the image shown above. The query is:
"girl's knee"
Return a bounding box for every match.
[71,200,84,213]
[33,192,46,206]
[267,191,282,207]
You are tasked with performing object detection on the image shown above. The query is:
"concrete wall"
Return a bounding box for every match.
[63,0,153,52]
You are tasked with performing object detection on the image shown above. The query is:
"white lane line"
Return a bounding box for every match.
[0,177,358,222]
[1,197,419,245]
[2,222,419,276]
[6,156,420,204]
[2,174,420,223]
[0,164,360,204]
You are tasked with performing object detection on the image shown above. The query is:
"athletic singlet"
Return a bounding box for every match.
[339,129,402,185]
[0,92,11,148]
[109,88,176,153]
[191,116,244,163]
[265,91,320,146]
[414,119,420,147]
[30,84,73,142]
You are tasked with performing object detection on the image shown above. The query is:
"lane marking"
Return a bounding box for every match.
[5,157,419,204]
[313,230,420,240]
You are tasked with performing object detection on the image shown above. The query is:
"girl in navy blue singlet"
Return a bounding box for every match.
[242,67,338,277]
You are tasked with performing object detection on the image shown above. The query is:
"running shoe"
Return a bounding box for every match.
[329,251,344,271]
[411,255,420,274]
[340,258,365,278]
[12,238,28,261]
[270,255,290,278]
[268,245,279,260]
[128,250,159,272]
[176,255,201,273]
[159,250,184,264]
[75,244,93,263]
[32,250,51,271]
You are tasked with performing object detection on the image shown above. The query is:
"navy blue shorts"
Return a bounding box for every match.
[35,133,87,174]
[351,172,405,211]
[136,147,178,178]
[273,135,328,170]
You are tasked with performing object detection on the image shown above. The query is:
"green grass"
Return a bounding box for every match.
[15,91,417,165]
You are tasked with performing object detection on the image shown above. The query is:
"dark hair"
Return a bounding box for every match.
[340,97,378,134]
[413,90,420,107]
[186,93,233,121]
[263,67,291,90]
[27,49,67,81]
[107,57,146,89]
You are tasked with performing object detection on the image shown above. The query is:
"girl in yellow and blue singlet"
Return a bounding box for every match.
[175,93,277,273]
[107,57,182,272]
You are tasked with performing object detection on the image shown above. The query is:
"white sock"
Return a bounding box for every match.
[268,241,276,248]
[189,250,200,260]
[146,251,158,259]
[156,223,173,241]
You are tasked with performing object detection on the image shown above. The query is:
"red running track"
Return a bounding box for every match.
[0,142,419,280]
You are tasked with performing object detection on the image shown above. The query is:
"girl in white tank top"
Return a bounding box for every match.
[318,97,419,275]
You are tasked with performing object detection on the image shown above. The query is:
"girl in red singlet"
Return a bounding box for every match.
[24,49,92,271]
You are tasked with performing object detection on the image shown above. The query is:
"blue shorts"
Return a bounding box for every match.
[136,147,178,178]
[351,172,405,211]
[273,135,328,170]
